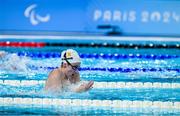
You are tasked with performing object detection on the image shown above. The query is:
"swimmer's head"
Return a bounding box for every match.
[61,49,81,64]
[61,49,80,82]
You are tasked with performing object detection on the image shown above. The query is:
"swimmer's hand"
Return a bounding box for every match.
[74,81,94,93]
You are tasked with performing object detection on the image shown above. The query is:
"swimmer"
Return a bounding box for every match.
[44,49,94,93]
[0,50,28,71]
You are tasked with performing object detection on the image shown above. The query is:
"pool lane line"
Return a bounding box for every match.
[45,43,180,49]
[0,97,179,109]
[0,41,179,49]
[0,42,45,47]
[1,80,180,89]
[17,52,179,60]
[28,65,180,73]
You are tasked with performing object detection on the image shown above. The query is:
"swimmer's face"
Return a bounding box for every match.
[70,62,80,71]
[65,62,80,83]
[67,62,80,72]
[65,62,80,75]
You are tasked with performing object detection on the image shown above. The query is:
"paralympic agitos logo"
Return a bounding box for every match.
[24,4,50,25]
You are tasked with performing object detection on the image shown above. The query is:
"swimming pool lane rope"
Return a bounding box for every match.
[0,41,179,49]
[1,80,180,89]
[17,52,179,60]
[1,97,179,109]
[29,65,180,73]
[1,80,179,109]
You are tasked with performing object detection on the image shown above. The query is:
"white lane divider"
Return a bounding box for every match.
[0,80,180,89]
[0,97,179,109]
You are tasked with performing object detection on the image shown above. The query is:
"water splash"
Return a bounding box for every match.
[0,53,30,72]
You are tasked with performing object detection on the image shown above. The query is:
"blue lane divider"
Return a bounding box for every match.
[17,52,179,60]
[28,65,180,73]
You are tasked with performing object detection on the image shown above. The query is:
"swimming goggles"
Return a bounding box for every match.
[63,52,80,70]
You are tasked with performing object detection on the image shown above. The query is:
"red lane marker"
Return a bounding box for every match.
[0,42,46,47]
[37,42,46,47]
[0,42,7,46]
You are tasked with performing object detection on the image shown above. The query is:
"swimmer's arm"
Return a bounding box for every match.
[44,70,63,91]
[72,81,94,93]
[44,71,53,90]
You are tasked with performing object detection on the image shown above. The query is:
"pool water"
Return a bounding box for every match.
[0,39,180,115]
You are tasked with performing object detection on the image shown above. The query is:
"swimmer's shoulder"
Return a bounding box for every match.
[48,68,63,78]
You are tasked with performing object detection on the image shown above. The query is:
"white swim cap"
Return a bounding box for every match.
[61,49,81,64]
